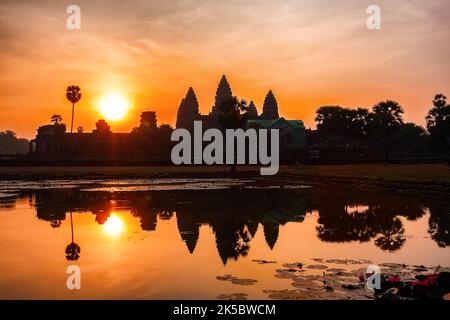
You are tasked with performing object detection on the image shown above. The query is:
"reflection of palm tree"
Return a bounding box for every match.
[65,241,80,261]
[65,212,80,261]
[66,85,82,133]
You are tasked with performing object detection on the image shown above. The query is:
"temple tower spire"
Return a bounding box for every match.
[211,75,233,117]
[176,87,200,129]
[260,90,279,120]
[246,100,258,119]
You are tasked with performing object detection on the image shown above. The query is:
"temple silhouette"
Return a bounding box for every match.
[176,75,306,149]
[26,74,305,164]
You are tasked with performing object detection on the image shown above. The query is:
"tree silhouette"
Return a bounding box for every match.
[315,106,370,148]
[390,123,428,155]
[0,131,29,155]
[369,100,404,161]
[374,218,406,252]
[426,94,450,152]
[218,97,249,173]
[93,119,112,134]
[66,85,82,133]
[50,114,62,125]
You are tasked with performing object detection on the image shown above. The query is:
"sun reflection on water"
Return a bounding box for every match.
[103,214,125,236]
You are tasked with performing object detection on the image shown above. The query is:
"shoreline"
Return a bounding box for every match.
[0,164,449,196]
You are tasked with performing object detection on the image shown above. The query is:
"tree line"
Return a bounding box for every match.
[310,94,450,158]
[0,131,29,155]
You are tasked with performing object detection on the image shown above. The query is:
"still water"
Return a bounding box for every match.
[0,178,449,299]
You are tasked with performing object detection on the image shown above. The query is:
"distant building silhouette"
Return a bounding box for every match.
[29,111,171,163]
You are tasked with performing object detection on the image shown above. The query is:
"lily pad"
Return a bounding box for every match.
[216,274,236,281]
[306,264,328,270]
[282,262,303,269]
[275,269,301,279]
[252,259,277,264]
[217,293,248,300]
[231,278,258,286]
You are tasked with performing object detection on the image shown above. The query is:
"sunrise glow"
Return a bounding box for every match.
[98,93,130,121]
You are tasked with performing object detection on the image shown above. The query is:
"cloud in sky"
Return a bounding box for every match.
[0,0,449,137]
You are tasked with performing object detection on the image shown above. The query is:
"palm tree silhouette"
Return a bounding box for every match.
[65,212,80,261]
[66,86,82,133]
[50,114,62,125]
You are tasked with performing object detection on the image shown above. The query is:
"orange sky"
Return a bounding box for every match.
[0,0,449,138]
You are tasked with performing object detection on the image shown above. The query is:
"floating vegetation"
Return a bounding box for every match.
[282,262,303,269]
[290,277,322,289]
[216,275,235,281]
[265,258,450,300]
[251,259,277,265]
[217,293,248,300]
[275,268,304,280]
[216,274,258,286]
[231,278,258,285]
[306,264,329,270]
[326,268,346,273]
[325,259,364,265]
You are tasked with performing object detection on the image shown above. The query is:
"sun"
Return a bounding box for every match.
[98,93,130,121]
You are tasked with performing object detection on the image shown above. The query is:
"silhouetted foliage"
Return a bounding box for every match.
[218,97,250,173]
[66,85,82,133]
[312,99,442,159]
[93,119,112,134]
[391,123,428,155]
[50,114,62,125]
[426,94,450,152]
[0,131,29,155]
[218,97,249,130]
[315,106,370,147]
[65,242,80,261]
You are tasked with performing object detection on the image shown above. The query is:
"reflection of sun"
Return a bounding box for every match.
[104,214,125,236]
[98,93,130,121]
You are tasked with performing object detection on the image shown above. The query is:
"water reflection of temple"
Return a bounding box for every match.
[11,187,449,263]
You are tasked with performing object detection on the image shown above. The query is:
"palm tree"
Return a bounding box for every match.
[66,86,82,133]
[65,212,81,261]
[50,114,62,125]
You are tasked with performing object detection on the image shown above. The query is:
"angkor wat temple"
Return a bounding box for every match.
[176,75,306,149]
